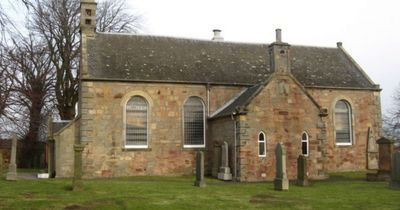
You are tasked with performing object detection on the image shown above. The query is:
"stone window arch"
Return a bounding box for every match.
[258,132,266,157]
[301,132,309,156]
[334,100,353,145]
[183,96,205,148]
[125,96,149,148]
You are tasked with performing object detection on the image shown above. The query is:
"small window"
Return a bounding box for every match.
[183,97,205,148]
[258,132,266,157]
[335,100,353,145]
[85,9,92,16]
[301,132,309,156]
[125,96,148,148]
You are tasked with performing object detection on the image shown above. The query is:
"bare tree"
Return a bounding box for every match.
[24,0,142,120]
[97,0,142,33]
[0,45,13,118]
[5,34,54,167]
[383,85,400,142]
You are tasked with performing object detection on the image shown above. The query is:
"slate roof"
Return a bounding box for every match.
[86,33,377,89]
[210,84,263,119]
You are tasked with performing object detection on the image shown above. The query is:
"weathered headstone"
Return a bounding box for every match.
[6,134,18,181]
[377,137,394,173]
[194,151,206,187]
[211,142,221,178]
[367,137,394,181]
[72,144,85,191]
[274,143,288,191]
[296,155,309,186]
[218,141,232,180]
[367,127,378,170]
[389,151,400,189]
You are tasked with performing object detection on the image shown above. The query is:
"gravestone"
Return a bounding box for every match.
[376,137,394,180]
[367,137,394,181]
[218,141,232,180]
[366,127,378,170]
[211,142,221,178]
[194,151,206,187]
[389,151,400,189]
[296,155,309,186]
[274,143,288,191]
[6,134,18,181]
[72,144,85,191]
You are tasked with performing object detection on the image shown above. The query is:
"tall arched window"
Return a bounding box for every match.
[335,100,353,145]
[183,97,205,148]
[258,132,266,157]
[301,132,309,156]
[125,96,148,148]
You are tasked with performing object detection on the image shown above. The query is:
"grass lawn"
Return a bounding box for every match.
[0,171,399,210]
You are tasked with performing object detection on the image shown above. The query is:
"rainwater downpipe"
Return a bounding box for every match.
[231,112,237,181]
[206,83,210,117]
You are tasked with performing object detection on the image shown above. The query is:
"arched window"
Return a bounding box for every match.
[125,96,148,148]
[183,97,205,148]
[301,132,309,156]
[258,132,266,157]
[335,100,353,145]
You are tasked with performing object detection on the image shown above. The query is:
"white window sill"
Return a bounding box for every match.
[124,145,148,149]
[183,145,205,149]
[336,143,352,146]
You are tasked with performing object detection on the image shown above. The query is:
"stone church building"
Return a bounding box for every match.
[49,0,382,182]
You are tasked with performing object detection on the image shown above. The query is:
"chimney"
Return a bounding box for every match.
[80,0,97,35]
[268,29,291,74]
[276,28,282,42]
[212,29,224,41]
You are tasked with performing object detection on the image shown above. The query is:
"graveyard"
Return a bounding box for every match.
[0,171,399,210]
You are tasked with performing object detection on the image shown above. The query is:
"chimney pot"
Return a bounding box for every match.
[337,42,343,47]
[212,29,224,41]
[276,28,282,42]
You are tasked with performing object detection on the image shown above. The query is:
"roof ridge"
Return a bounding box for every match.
[96,32,269,46]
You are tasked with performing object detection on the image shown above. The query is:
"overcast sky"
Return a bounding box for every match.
[128,0,400,113]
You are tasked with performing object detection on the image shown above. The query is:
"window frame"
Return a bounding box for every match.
[124,95,149,149]
[258,131,267,157]
[182,96,206,148]
[334,100,353,146]
[301,132,309,156]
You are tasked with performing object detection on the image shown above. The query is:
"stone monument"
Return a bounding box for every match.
[218,141,232,180]
[72,144,85,191]
[6,134,18,181]
[366,127,378,170]
[367,137,394,181]
[211,142,221,178]
[194,151,206,187]
[296,155,309,186]
[389,151,400,189]
[274,143,288,191]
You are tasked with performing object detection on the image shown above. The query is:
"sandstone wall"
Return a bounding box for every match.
[207,117,236,178]
[54,120,77,178]
[236,74,325,182]
[307,88,381,172]
[79,81,243,178]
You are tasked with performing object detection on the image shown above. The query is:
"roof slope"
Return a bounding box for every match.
[211,84,263,119]
[86,33,376,89]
